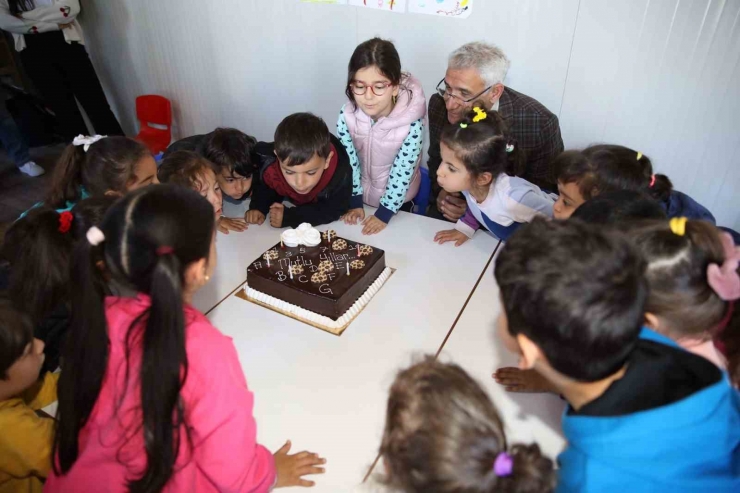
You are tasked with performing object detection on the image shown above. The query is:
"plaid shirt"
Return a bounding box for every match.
[427,87,564,200]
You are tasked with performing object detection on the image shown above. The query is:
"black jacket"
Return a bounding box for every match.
[249,134,352,228]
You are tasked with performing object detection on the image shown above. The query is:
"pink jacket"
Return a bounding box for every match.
[343,73,426,207]
[45,295,275,493]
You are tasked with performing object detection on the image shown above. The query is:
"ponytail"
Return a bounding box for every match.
[481,444,556,493]
[130,252,189,493]
[54,238,110,474]
[503,138,526,178]
[46,144,87,208]
[648,173,673,203]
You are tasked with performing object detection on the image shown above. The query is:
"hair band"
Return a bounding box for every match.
[72,134,107,152]
[459,123,468,129]
[669,217,687,237]
[156,246,175,256]
[472,106,488,123]
[649,174,656,187]
[493,452,513,477]
[58,211,73,234]
[636,151,643,160]
[86,226,105,246]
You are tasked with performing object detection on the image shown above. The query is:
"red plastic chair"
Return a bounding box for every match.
[134,95,172,154]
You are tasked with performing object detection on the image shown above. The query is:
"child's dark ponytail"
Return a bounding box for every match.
[54,185,215,491]
[440,105,524,184]
[46,144,88,208]
[479,444,557,493]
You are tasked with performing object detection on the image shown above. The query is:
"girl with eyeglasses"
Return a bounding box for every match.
[337,38,426,235]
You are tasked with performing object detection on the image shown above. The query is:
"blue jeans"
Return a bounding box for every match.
[0,105,31,167]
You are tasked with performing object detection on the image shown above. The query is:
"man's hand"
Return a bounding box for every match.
[218,217,248,234]
[269,203,285,228]
[436,190,467,221]
[245,210,266,225]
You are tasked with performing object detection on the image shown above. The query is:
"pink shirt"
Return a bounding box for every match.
[45,296,275,492]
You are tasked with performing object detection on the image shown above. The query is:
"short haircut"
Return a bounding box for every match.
[201,128,258,178]
[495,218,647,381]
[571,190,667,225]
[448,42,511,87]
[158,150,218,191]
[274,113,331,166]
[0,300,34,380]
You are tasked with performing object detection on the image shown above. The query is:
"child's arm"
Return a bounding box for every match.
[336,108,364,211]
[454,207,480,238]
[0,402,55,479]
[248,179,282,218]
[506,184,557,222]
[0,5,57,34]
[19,0,80,23]
[375,119,424,225]
[281,178,352,229]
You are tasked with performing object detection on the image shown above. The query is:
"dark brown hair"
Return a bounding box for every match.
[0,300,34,380]
[201,128,258,178]
[345,38,406,110]
[274,113,331,166]
[380,358,556,493]
[553,145,673,202]
[441,105,524,184]
[158,150,218,191]
[46,137,150,208]
[623,219,738,383]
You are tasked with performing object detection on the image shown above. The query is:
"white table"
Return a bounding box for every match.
[206,207,500,492]
[436,249,567,461]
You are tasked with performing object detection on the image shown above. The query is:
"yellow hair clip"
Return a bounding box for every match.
[472,107,487,123]
[459,123,468,129]
[669,217,688,236]
[636,151,643,160]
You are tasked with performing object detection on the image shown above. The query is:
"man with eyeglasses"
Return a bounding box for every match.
[427,42,563,222]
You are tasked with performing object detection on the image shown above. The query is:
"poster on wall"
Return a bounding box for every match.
[348,0,407,13]
[300,0,348,4]
[408,0,472,18]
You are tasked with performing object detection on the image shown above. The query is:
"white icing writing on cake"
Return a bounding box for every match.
[281,223,321,247]
[298,275,308,283]
[319,284,333,294]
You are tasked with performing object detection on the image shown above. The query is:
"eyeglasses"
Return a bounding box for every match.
[435,78,493,104]
[350,82,393,97]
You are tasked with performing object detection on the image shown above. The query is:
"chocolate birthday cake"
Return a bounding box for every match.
[245,223,392,330]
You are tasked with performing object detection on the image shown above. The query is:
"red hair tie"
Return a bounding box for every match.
[156,246,174,256]
[58,211,73,234]
[649,174,656,187]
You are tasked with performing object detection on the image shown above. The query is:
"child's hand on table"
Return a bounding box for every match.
[218,217,248,234]
[493,367,557,394]
[269,203,284,228]
[434,229,469,246]
[361,215,386,235]
[273,440,326,488]
[245,210,266,225]
[342,208,365,225]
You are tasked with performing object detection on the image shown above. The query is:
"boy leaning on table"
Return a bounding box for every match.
[494,218,740,493]
[0,301,58,493]
[246,112,353,228]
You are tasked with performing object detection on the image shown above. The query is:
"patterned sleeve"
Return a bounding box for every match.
[376,119,424,223]
[336,109,364,209]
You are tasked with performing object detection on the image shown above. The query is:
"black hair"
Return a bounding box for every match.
[345,38,406,110]
[7,0,34,16]
[53,185,215,492]
[553,145,673,203]
[70,196,119,242]
[46,136,151,208]
[201,128,258,178]
[274,113,331,167]
[440,106,524,184]
[571,190,667,225]
[0,300,34,380]
[158,150,218,192]
[380,357,556,493]
[495,218,647,381]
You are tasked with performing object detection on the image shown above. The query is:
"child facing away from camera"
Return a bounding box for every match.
[246,112,352,228]
[46,185,325,492]
[337,37,426,235]
[433,106,555,246]
[158,150,247,234]
[28,135,156,216]
[0,301,58,493]
[376,357,556,493]
[493,218,740,492]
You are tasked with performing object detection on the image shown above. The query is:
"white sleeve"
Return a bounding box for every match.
[20,0,80,23]
[0,4,58,33]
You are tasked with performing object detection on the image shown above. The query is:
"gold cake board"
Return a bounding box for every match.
[235,268,395,336]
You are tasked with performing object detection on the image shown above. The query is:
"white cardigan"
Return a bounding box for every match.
[0,0,83,51]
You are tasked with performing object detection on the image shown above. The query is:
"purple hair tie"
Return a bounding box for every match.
[493,452,513,477]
